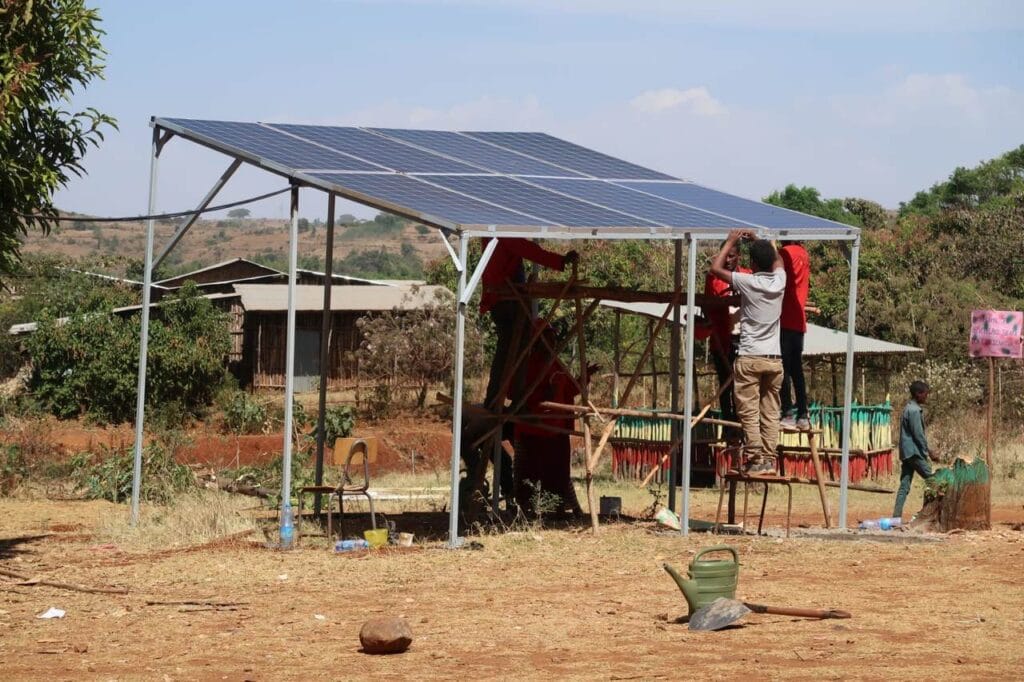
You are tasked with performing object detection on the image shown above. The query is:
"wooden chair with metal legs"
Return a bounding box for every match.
[297,438,377,544]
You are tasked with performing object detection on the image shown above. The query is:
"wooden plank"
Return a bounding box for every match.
[497,281,736,308]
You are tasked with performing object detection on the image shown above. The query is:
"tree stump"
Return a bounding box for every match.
[909,459,991,532]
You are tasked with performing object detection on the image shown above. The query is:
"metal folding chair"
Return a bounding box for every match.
[297,438,377,543]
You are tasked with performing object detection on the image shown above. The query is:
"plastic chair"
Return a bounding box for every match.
[297,438,377,543]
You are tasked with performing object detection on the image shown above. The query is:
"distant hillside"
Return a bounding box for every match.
[22,213,447,280]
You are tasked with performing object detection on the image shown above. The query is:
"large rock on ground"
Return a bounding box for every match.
[359,617,413,654]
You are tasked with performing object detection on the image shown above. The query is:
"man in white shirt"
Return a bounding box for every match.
[710,229,786,476]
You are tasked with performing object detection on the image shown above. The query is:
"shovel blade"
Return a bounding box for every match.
[688,598,751,631]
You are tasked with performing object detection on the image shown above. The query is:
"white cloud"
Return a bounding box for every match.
[831,72,1023,128]
[630,87,725,116]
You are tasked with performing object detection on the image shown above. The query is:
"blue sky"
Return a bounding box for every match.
[56,0,1024,220]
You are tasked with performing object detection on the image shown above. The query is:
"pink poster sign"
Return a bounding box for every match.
[969,310,1023,359]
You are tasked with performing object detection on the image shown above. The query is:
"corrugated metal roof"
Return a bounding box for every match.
[233,284,452,312]
[598,300,921,357]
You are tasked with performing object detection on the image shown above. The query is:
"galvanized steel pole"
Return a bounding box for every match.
[680,237,698,535]
[129,127,162,526]
[447,235,469,548]
[838,238,861,529]
[280,186,300,529]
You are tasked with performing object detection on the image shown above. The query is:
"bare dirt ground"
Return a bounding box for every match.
[1,491,1022,680]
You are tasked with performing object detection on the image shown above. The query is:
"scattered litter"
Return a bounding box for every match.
[655,507,681,530]
[314,614,326,621]
[37,607,65,620]
[277,574,289,581]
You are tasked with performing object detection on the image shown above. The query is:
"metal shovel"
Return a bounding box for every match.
[689,597,852,631]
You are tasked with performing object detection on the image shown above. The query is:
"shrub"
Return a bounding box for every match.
[356,287,483,410]
[221,390,269,435]
[26,283,231,424]
[310,404,356,446]
[70,443,194,504]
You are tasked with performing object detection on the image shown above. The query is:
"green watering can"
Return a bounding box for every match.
[663,545,740,615]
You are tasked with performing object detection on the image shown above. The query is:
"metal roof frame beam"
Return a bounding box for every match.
[153,158,243,270]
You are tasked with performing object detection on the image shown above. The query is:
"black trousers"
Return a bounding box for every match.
[711,336,739,423]
[780,328,808,418]
[484,300,526,409]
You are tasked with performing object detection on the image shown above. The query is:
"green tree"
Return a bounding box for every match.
[763,184,862,226]
[900,144,1024,216]
[226,208,250,220]
[25,282,230,423]
[0,1,116,278]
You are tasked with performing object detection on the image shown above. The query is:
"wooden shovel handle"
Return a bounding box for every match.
[744,603,852,619]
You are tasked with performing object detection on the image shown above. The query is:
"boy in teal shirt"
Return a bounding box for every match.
[893,381,941,519]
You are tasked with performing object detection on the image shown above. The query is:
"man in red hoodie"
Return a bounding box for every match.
[703,240,751,427]
[479,238,578,410]
[778,240,811,430]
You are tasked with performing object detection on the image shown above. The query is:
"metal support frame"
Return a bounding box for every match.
[680,237,698,535]
[447,235,470,547]
[153,158,242,270]
[313,194,337,516]
[280,186,301,531]
[129,128,163,526]
[459,237,499,305]
[439,228,463,272]
[837,238,861,528]
[130,123,868,542]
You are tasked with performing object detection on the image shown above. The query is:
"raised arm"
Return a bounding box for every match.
[710,230,751,283]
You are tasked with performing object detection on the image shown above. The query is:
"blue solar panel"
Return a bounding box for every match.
[616,181,849,230]
[465,132,674,180]
[530,178,749,229]
[426,175,659,227]
[310,173,547,226]
[371,128,587,177]
[270,124,480,174]
[161,119,380,172]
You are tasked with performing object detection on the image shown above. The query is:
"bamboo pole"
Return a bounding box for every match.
[573,273,600,533]
[807,431,832,528]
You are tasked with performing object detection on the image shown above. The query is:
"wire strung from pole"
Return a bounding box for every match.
[16,186,292,223]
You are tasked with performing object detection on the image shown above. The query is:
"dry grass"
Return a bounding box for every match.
[92,490,263,551]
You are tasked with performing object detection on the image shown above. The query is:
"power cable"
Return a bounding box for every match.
[16,186,292,223]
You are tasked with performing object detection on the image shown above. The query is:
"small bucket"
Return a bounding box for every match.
[397,532,414,547]
[363,528,388,548]
[599,496,622,516]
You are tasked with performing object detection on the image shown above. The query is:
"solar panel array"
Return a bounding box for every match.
[158,117,855,234]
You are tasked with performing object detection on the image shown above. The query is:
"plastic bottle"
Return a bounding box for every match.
[279,502,295,549]
[334,539,370,552]
[859,517,903,531]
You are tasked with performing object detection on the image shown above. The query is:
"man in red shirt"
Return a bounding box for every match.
[480,238,577,410]
[703,241,750,426]
[778,240,810,430]
[512,324,591,514]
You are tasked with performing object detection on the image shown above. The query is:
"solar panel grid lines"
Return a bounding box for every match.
[424,174,662,228]
[368,127,589,177]
[153,118,859,236]
[159,118,380,173]
[617,180,847,231]
[464,131,676,181]
[529,177,750,230]
[308,172,552,227]
[269,123,481,174]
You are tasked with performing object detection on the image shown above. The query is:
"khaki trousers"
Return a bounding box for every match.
[733,355,783,460]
